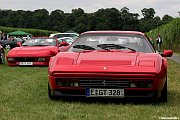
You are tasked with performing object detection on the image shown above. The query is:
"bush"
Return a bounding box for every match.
[0,26,58,37]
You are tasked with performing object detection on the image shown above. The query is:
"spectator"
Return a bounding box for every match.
[149,37,155,49]
[150,37,154,45]
[156,34,163,51]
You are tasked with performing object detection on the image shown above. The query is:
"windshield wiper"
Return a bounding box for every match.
[73,45,95,50]
[97,44,136,52]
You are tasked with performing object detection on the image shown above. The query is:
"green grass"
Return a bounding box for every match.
[0,52,180,120]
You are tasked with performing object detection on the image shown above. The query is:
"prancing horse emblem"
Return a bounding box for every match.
[102,80,106,86]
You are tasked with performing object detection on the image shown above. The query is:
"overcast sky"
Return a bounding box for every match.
[0,0,180,18]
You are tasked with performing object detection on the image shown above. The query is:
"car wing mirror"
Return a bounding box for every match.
[58,42,69,47]
[161,50,173,57]
[59,46,69,52]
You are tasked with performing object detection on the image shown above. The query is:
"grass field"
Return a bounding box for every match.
[0,52,180,120]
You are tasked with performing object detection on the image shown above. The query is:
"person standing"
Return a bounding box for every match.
[156,34,163,51]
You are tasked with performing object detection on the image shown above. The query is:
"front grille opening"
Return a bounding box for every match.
[79,79,130,88]
[16,57,37,62]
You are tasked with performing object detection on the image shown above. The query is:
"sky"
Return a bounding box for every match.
[0,0,180,18]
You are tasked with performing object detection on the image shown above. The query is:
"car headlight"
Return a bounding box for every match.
[37,58,46,61]
[7,58,15,61]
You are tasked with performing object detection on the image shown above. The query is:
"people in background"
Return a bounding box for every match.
[156,34,163,51]
[149,37,155,49]
[150,37,154,45]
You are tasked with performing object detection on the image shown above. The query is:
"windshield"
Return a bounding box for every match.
[68,33,154,53]
[53,33,79,39]
[58,37,74,44]
[22,38,57,46]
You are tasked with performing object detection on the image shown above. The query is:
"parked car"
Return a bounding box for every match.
[48,31,173,102]
[57,37,75,45]
[0,44,5,64]
[0,38,25,50]
[6,37,59,66]
[50,33,79,39]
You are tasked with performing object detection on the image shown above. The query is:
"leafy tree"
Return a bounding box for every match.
[141,8,155,19]
[71,8,88,32]
[32,9,49,29]
[49,9,65,31]
[162,14,173,23]
[0,7,174,34]
[120,7,140,30]
[93,8,121,30]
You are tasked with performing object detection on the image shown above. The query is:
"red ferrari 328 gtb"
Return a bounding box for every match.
[6,37,59,66]
[48,31,173,102]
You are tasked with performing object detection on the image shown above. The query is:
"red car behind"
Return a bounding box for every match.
[6,37,59,66]
[48,31,173,102]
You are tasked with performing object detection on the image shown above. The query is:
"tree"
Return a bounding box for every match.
[49,9,65,31]
[0,7,174,34]
[93,8,122,30]
[120,7,140,30]
[162,15,173,23]
[141,8,155,19]
[32,9,49,29]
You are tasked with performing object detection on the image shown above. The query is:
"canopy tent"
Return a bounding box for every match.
[7,30,32,36]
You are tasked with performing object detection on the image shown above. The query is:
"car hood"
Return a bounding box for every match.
[51,51,164,76]
[7,46,58,57]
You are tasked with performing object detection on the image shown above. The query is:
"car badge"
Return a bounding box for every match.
[103,67,107,70]
[102,80,106,86]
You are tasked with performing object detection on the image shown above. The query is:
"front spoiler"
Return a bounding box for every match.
[51,89,160,98]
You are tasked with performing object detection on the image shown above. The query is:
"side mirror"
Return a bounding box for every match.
[58,42,69,47]
[59,46,69,52]
[161,50,173,57]
[17,42,22,47]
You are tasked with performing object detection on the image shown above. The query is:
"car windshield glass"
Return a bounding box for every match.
[54,33,79,39]
[58,37,74,44]
[68,33,154,53]
[22,38,56,46]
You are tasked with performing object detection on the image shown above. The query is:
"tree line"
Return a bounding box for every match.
[0,7,174,33]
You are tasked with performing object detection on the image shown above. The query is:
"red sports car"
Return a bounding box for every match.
[6,37,59,66]
[48,31,173,102]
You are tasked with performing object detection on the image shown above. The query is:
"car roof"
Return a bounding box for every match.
[49,33,79,37]
[58,37,74,40]
[81,31,145,36]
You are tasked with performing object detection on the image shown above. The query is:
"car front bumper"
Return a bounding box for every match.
[48,72,166,98]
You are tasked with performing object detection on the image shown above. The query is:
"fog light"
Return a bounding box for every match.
[57,81,63,86]
[7,58,15,61]
[74,82,79,87]
[38,58,45,61]
[147,82,153,88]
[130,83,137,88]
[56,81,79,87]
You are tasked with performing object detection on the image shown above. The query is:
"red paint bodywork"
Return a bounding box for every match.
[48,31,172,98]
[6,37,59,66]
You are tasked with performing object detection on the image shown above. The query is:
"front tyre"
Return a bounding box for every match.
[48,83,58,100]
[159,77,167,102]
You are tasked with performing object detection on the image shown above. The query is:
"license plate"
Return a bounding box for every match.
[19,62,33,65]
[86,88,124,97]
